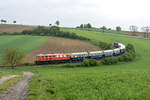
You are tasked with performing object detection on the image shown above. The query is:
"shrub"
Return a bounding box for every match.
[22,62,35,66]
[3,48,24,68]
[63,64,81,67]
[122,52,135,62]
[89,59,97,66]
[82,59,97,67]
[82,59,90,66]
[126,44,135,53]
[99,42,113,50]
[101,57,118,65]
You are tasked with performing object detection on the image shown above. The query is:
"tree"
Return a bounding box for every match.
[87,23,92,28]
[49,24,52,27]
[116,26,121,31]
[3,48,24,68]
[141,26,150,38]
[83,24,88,28]
[0,19,7,24]
[55,20,60,26]
[13,20,16,24]
[100,26,107,32]
[80,24,84,29]
[129,25,138,32]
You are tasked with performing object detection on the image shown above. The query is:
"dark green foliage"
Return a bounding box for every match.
[22,62,35,66]
[55,20,60,26]
[99,41,113,50]
[82,59,97,67]
[80,24,84,28]
[119,44,136,62]
[63,64,81,68]
[22,30,32,35]
[122,53,134,62]
[78,23,92,29]
[20,26,90,41]
[86,23,92,28]
[116,26,122,31]
[101,57,118,65]
[126,44,135,53]
[100,26,107,32]
[3,48,24,68]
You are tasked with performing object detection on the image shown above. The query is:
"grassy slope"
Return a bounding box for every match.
[24,28,150,100]
[0,27,150,100]
[61,28,150,69]
[0,35,50,63]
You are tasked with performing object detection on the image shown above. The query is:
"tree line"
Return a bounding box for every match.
[129,25,150,38]
[0,19,16,24]
[22,26,90,41]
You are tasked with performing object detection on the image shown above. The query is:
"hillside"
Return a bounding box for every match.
[0,35,50,64]
[122,31,150,38]
[0,25,150,100]
[0,24,36,33]
[24,37,99,63]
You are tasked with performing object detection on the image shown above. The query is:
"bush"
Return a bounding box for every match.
[21,26,90,41]
[22,62,35,66]
[126,44,135,53]
[101,57,118,65]
[99,42,113,50]
[89,59,97,66]
[63,64,81,67]
[3,48,24,68]
[82,59,97,67]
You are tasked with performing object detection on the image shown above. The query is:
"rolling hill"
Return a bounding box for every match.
[0,24,150,100]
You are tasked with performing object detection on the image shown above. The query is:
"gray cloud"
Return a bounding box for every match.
[1,0,150,30]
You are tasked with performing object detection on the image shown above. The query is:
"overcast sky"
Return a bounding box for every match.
[1,0,150,30]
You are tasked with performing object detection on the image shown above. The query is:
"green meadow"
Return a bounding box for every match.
[0,35,50,64]
[0,28,150,100]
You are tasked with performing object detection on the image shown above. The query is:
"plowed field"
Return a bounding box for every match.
[0,24,35,33]
[24,37,100,63]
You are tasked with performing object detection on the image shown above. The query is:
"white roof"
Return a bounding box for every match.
[89,51,103,54]
[113,48,120,51]
[118,43,126,49]
[37,54,66,56]
[71,52,88,55]
[104,50,113,53]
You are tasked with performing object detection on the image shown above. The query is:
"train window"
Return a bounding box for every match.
[56,55,59,57]
[53,56,55,58]
[49,56,51,58]
[60,55,63,57]
[45,56,48,60]
[42,56,44,59]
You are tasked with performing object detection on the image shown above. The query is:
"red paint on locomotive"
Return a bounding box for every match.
[36,54,71,62]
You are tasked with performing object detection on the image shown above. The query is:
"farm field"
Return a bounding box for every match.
[0,35,50,64]
[122,31,150,38]
[24,37,99,63]
[0,24,36,33]
[0,27,150,100]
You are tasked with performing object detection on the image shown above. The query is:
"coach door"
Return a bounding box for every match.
[45,56,48,61]
[49,56,51,61]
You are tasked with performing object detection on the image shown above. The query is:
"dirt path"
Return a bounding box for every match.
[0,75,17,84]
[0,72,33,100]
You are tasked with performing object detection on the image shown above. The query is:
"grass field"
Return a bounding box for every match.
[0,27,150,100]
[0,35,50,64]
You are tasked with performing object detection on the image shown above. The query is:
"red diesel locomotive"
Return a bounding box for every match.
[35,54,71,64]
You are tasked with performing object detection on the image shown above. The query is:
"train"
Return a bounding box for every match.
[35,42,126,65]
